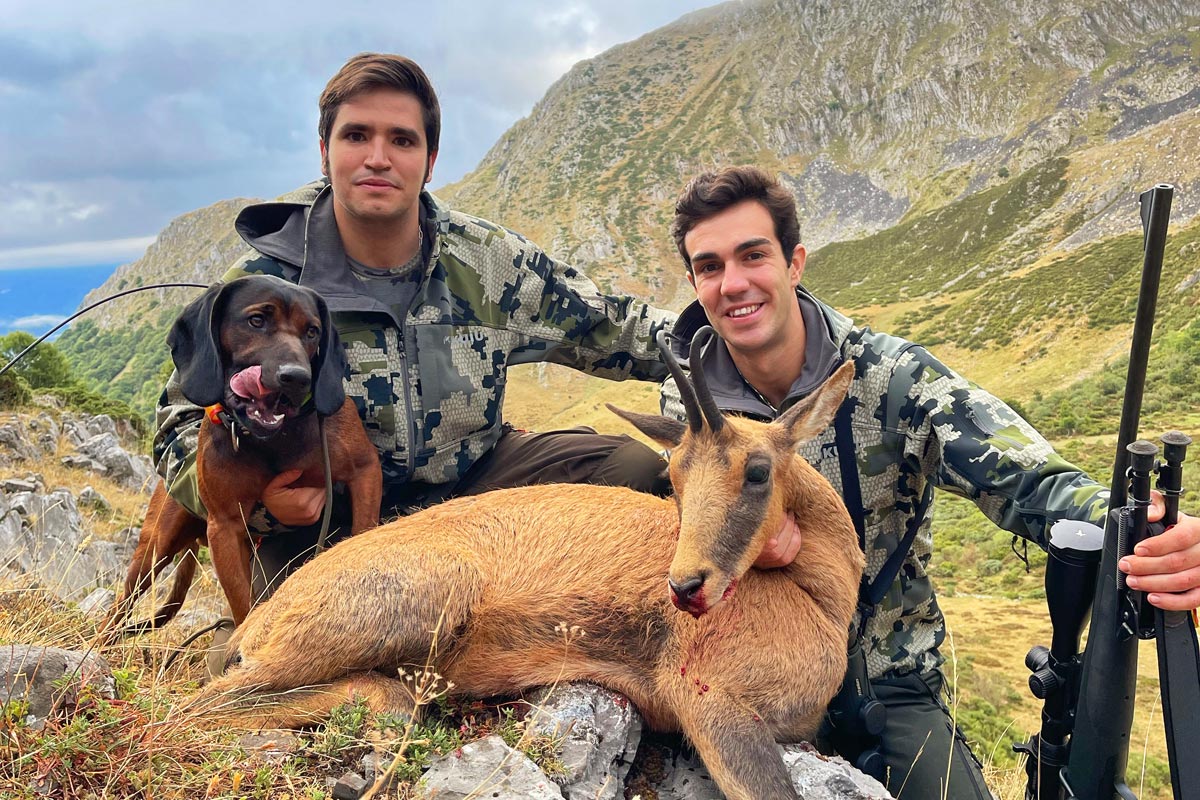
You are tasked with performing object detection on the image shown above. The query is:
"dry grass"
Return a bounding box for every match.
[0,571,565,800]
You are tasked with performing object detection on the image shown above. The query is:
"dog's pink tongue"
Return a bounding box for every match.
[229,365,268,399]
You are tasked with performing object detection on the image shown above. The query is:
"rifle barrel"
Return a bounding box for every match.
[1061,184,1173,800]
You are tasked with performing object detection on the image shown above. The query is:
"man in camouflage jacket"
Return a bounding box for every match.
[154,53,674,601]
[662,166,1200,799]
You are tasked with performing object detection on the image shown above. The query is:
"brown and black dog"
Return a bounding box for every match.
[104,275,381,637]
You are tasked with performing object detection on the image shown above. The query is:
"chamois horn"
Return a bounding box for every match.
[688,326,726,433]
[655,329,704,433]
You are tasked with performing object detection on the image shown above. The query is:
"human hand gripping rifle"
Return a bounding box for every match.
[1013,185,1200,800]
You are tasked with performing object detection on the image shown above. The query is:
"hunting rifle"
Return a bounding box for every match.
[1014,184,1200,800]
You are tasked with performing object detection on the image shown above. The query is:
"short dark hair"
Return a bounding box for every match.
[318,53,441,154]
[671,166,801,273]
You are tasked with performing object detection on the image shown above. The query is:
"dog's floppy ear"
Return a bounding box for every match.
[310,293,347,416]
[168,282,234,407]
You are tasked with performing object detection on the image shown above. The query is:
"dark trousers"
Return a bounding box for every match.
[249,425,669,603]
[868,669,994,800]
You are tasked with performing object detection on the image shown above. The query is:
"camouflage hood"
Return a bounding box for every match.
[231,179,326,269]
[233,179,443,326]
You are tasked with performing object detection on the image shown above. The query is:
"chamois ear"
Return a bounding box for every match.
[778,361,855,446]
[607,404,686,449]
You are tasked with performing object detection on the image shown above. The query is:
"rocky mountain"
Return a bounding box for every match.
[57,0,1200,423]
[439,0,1200,304]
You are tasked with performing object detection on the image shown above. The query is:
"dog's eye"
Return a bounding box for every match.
[306,325,320,340]
[248,314,266,329]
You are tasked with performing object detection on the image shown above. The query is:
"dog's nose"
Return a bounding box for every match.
[276,364,312,401]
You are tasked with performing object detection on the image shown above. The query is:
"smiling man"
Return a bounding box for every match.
[153,53,677,616]
[662,165,1200,799]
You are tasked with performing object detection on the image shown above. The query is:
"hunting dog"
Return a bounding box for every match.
[105,275,381,637]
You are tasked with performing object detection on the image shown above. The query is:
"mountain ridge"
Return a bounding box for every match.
[53,0,1200,426]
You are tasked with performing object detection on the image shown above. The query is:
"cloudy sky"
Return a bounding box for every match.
[0,0,720,271]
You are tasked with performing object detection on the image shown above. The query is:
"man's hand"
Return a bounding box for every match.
[261,469,326,527]
[755,512,803,569]
[1119,491,1200,611]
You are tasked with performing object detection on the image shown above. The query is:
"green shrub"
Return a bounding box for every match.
[0,371,32,408]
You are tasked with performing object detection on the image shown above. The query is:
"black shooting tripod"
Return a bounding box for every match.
[1013,185,1200,800]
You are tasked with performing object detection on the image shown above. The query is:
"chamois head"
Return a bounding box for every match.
[610,327,853,617]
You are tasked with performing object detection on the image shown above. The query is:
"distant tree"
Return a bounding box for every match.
[0,371,32,408]
[0,331,75,389]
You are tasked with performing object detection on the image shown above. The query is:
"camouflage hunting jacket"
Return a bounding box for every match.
[154,180,674,513]
[661,288,1108,680]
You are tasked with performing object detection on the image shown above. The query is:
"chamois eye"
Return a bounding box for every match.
[745,463,770,484]
[248,314,266,329]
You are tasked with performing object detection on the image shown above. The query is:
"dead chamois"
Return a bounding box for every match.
[197,327,863,800]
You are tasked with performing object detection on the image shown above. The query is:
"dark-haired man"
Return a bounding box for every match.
[153,52,678,602]
[662,165,1200,799]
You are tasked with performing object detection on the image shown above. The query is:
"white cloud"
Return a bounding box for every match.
[0,236,156,270]
[8,314,66,330]
[0,0,719,257]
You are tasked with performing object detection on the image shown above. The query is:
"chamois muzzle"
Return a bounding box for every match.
[669,574,705,615]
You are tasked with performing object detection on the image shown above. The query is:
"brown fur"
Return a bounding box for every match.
[195,362,862,800]
[103,277,382,637]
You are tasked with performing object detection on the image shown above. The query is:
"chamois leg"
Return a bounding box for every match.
[680,698,798,800]
[194,669,418,730]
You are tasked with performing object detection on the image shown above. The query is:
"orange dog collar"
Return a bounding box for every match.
[205,404,225,425]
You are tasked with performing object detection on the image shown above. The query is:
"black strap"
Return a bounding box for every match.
[834,400,921,632]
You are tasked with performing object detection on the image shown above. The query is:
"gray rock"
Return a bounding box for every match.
[1,644,115,725]
[85,416,118,438]
[237,730,302,764]
[77,433,154,493]
[332,772,369,799]
[783,746,892,799]
[649,742,893,800]
[0,424,39,462]
[526,682,642,800]
[60,454,105,473]
[29,413,59,440]
[77,486,111,512]
[0,489,127,601]
[0,509,22,567]
[2,479,38,494]
[61,419,89,449]
[77,588,115,617]
[420,735,564,799]
[360,750,404,792]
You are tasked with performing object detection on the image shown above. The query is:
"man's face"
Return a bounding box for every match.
[684,200,806,359]
[319,88,438,226]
